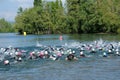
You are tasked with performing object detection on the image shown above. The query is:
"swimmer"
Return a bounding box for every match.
[99,47,103,51]
[49,51,62,61]
[17,57,22,62]
[90,48,96,53]
[108,49,113,54]
[80,51,86,57]
[103,52,107,57]
[44,51,50,58]
[72,51,76,54]
[66,52,78,61]
[4,60,10,65]
[59,35,63,41]
[50,54,59,60]
[115,51,120,56]
[28,52,38,59]
[38,51,44,58]
[15,51,22,57]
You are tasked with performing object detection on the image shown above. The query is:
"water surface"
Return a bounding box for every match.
[0,33,120,80]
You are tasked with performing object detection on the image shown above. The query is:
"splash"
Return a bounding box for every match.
[36,41,43,47]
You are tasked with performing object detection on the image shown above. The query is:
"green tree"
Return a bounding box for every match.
[66,0,80,33]
[17,7,23,15]
[14,0,120,34]
[0,18,14,32]
[34,0,42,7]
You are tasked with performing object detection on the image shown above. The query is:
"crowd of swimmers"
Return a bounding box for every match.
[0,40,120,65]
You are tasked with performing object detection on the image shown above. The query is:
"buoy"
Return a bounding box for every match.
[23,32,27,36]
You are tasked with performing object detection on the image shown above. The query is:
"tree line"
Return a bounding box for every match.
[14,0,120,34]
[0,18,14,33]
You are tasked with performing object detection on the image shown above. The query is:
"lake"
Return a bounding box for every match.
[0,33,120,80]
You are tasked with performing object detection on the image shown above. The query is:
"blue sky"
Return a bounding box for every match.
[0,0,65,22]
[0,0,34,22]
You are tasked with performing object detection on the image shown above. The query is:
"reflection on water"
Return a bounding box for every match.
[0,33,120,80]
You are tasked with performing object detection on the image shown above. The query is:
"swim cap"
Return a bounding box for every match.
[73,51,75,54]
[92,48,95,51]
[39,51,44,55]
[57,52,62,57]
[10,53,13,55]
[4,60,9,65]
[80,51,83,55]
[44,51,48,54]
[69,51,72,54]
[61,51,64,54]
[103,52,107,55]
[30,52,33,56]
[57,48,59,51]
[116,51,119,55]
[108,49,112,53]
[18,57,22,61]
[15,52,22,56]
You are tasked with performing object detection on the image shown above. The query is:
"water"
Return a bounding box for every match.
[0,33,120,80]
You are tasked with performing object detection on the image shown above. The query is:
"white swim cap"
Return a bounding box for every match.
[61,51,64,54]
[45,51,48,54]
[108,49,111,52]
[57,48,59,51]
[15,52,18,55]
[10,53,13,55]
[4,60,9,65]
[92,48,95,51]
[69,51,72,54]
[73,51,75,54]
[116,51,119,54]
[80,51,83,55]
[32,51,35,53]
[90,45,93,47]
[103,52,107,55]
[18,57,22,61]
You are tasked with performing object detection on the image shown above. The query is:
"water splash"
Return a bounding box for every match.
[36,41,43,47]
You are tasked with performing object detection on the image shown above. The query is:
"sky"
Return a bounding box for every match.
[0,0,34,22]
[0,0,65,22]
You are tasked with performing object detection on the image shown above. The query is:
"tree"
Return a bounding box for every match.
[66,0,80,33]
[34,0,42,7]
[14,0,120,34]
[0,18,13,32]
[17,7,23,15]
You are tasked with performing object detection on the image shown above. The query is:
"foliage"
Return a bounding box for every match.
[14,0,120,34]
[0,18,14,32]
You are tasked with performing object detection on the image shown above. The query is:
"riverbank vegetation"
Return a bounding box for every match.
[14,0,120,34]
[0,18,14,32]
